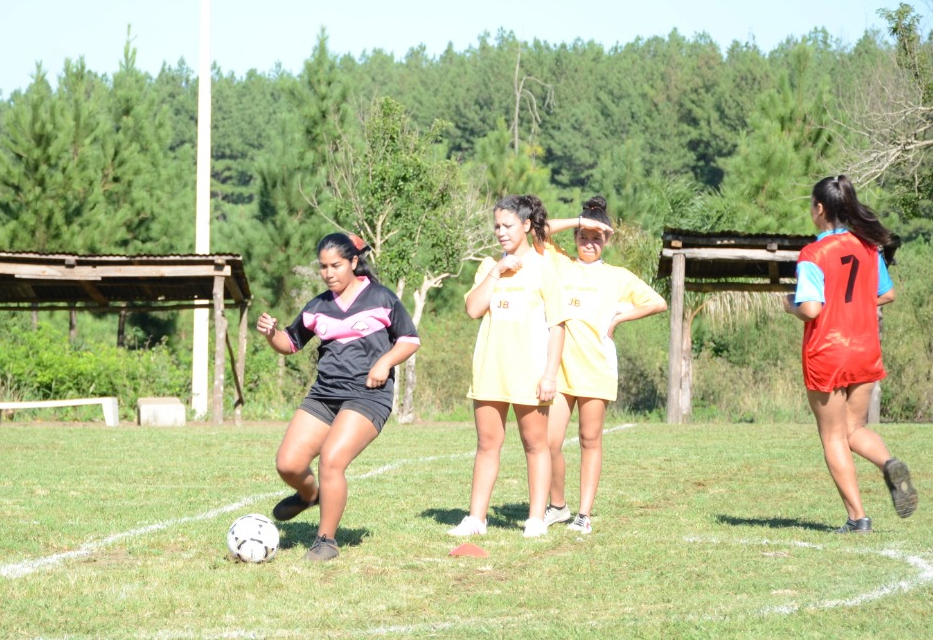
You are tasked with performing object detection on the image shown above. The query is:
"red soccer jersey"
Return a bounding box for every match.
[797,232,885,392]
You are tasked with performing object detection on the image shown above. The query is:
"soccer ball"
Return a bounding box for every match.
[227,513,280,563]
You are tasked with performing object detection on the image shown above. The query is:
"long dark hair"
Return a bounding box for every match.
[494,194,549,245]
[316,233,380,284]
[811,176,895,249]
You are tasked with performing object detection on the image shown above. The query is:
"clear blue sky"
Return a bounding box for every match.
[0,0,925,97]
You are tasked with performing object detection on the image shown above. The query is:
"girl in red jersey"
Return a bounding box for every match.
[783,176,917,533]
[256,233,420,561]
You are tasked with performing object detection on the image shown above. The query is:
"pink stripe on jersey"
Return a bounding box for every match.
[302,307,393,343]
[334,276,371,312]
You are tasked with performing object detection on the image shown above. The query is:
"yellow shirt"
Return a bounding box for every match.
[543,242,665,401]
[466,251,568,405]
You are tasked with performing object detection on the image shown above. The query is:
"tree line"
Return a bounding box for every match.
[2,4,932,421]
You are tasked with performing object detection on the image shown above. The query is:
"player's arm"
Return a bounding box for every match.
[876,252,895,307]
[536,322,565,402]
[608,300,669,337]
[465,255,521,318]
[544,216,613,237]
[783,297,822,321]
[256,312,295,355]
[366,339,420,388]
[785,260,823,321]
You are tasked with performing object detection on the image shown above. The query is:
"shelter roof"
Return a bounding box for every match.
[0,251,251,311]
[656,227,899,285]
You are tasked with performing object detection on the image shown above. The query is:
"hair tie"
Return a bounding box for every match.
[348,233,371,255]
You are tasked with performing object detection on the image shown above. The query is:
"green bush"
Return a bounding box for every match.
[878,239,933,421]
[0,316,187,419]
[413,311,477,420]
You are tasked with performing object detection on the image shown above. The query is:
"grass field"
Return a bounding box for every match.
[1,419,930,639]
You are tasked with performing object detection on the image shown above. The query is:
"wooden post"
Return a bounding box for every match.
[235,302,249,426]
[666,252,685,424]
[212,275,227,425]
[69,305,77,342]
[117,309,127,348]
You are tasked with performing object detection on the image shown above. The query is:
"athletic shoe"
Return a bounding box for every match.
[544,504,572,526]
[567,513,592,534]
[834,517,873,534]
[304,535,339,562]
[447,515,487,536]
[523,517,548,538]
[272,491,319,521]
[883,458,918,519]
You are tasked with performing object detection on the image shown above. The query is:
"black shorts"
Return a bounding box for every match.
[298,395,391,433]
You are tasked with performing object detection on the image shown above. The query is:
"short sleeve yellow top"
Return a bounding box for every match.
[542,242,665,401]
[466,251,568,405]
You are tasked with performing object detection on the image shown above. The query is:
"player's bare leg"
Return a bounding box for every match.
[808,388,866,520]
[843,382,891,469]
[275,409,326,503]
[547,392,574,509]
[516,403,551,524]
[576,397,608,518]
[468,401,508,521]
[315,409,380,540]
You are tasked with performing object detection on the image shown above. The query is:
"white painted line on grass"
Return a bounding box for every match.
[0,423,638,580]
[685,535,933,614]
[354,452,474,479]
[563,422,636,448]
[0,490,286,579]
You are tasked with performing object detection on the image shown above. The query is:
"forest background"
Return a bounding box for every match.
[1,3,932,423]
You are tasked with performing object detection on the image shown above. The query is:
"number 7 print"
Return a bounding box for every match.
[841,254,859,303]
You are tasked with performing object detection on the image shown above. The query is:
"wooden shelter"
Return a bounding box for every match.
[656,228,897,424]
[0,251,252,425]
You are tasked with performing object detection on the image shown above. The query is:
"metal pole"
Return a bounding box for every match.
[666,253,685,424]
[191,0,212,419]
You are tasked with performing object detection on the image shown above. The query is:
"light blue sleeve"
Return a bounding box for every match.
[877,252,893,296]
[795,261,824,304]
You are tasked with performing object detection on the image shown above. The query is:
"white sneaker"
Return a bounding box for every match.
[567,514,592,534]
[544,504,572,526]
[523,517,548,538]
[447,515,487,536]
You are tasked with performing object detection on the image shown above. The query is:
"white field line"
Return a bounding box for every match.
[0,490,285,579]
[0,423,636,580]
[685,535,933,614]
[137,616,512,639]
[139,613,539,639]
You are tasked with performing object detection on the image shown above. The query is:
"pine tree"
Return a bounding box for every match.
[0,65,84,251]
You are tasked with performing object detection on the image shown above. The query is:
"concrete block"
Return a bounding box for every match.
[137,397,186,427]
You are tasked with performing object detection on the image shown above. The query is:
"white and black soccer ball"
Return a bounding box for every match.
[227,513,280,563]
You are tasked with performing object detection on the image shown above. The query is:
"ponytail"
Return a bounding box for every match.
[494,194,550,245]
[811,176,895,249]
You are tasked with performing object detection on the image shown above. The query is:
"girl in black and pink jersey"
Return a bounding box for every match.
[256,233,420,561]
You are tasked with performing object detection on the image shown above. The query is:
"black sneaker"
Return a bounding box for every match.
[304,535,339,562]
[834,517,873,534]
[883,458,918,519]
[272,491,318,521]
